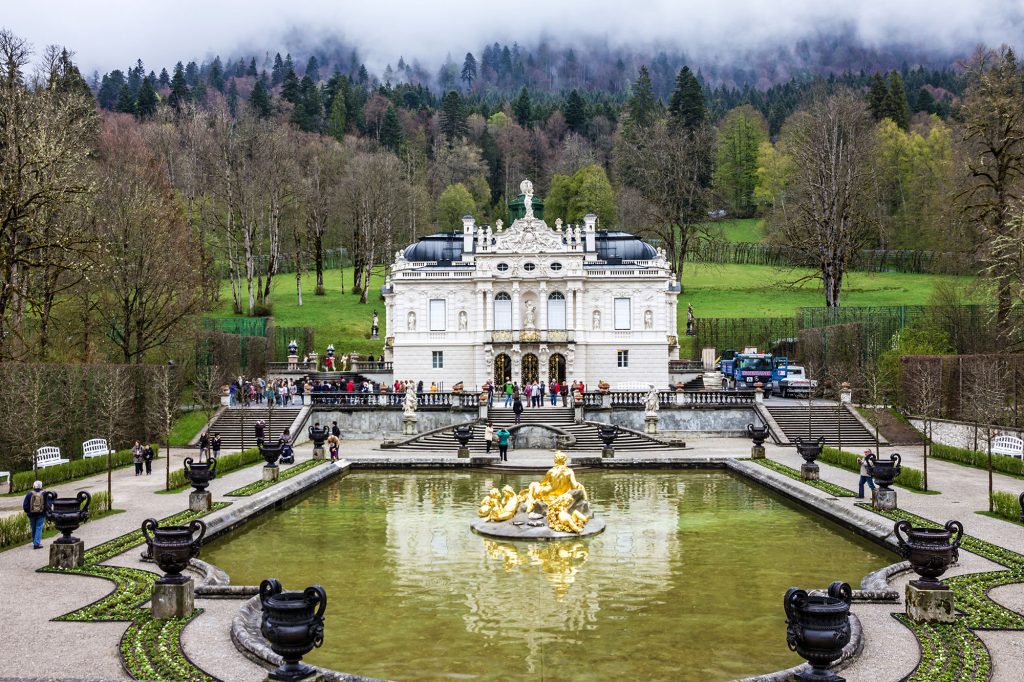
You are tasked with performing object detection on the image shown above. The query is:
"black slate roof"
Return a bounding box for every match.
[402,229,657,264]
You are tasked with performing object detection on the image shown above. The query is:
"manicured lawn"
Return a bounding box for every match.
[712,218,764,243]
[168,411,210,446]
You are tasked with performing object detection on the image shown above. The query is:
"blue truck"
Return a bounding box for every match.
[718,350,789,397]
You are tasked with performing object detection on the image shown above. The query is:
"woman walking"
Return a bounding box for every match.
[132,440,144,476]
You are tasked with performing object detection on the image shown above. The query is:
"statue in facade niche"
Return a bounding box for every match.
[592,309,601,330]
[644,309,653,329]
[459,310,468,331]
[407,311,416,331]
[686,303,695,336]
[524,301,536,330]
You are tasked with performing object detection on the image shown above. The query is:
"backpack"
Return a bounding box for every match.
[29,491,45,514]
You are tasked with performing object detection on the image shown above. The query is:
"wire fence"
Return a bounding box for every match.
[688,242,974,275]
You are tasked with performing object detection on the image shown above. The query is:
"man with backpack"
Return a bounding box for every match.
[23,481,51,549]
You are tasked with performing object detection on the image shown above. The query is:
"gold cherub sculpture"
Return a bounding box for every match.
[476,451,592,533]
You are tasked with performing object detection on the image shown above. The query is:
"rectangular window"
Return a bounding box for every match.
[429,299,446,331]
[432,351,444,368]
[617,350,629,368]
[614,297,631,330]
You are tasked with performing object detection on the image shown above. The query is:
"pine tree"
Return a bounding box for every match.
[306,56,320,82]
[915,86,935,114]
[564,89,587,133]
[380,105,403,152]
[249,79,272,118]
[184,61,200,86]
[461,52,477,87]
[513,86,532,126]
[626,66,659,129]
[227,80,239,116]
[357,64,369,84]
[668,66,705,131]
[271,53,285,86]
[158,67,170,88]
[325,87,347,141]
[208,56,224,92]
[115,84,135,113]
[136,77,158,119]
[281,66,300,103]
[867,72,888,120]
[440,90,468,143]
[290,76,322,132]
[247,57,258,77]
[167,62,190,112]
[885,71,910,130]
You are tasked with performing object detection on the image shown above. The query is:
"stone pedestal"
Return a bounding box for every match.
[457,446,470,458]
[220,395,230,406]
[905,584,955,624]
[263,466,280,482]
[50,540,85,569]
[800,463,820,480]
[754,387,764,403]
[600,393,613,409]
[402,416,418,435]
[303,394,312,406]
[644,415,659,434]
[265,673,324,682]
[874,487,897,511]
[189,491,212,513]
[152,578,194,620]
[751,445,765,460]
[287,354,298,370]
[478,403,488,420]
[602,446,615,459]
[840,388,852,404]
[574,405,584,423]
[313,446,325,460]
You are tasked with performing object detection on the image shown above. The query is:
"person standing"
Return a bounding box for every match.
[512,393,523,424]
[143,443,154,475]
[255,420,265,448]
[550,380,558,406]
[496,426,511,462]
[327,434,340,462]
[211,433,222,459]
[523,382,532,409]
[857,449,876,499]
[198,431,210,458]
[484,422,495,453]
[537,380,546,407]
[486,379,494,407]
[331,421,341,439]
[23,481,51,549]
[504,378,514,407]
[132,440,144,476]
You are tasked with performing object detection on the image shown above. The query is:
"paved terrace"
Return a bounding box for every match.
[2,438,1023,681]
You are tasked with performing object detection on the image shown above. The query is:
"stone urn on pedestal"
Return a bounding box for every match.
[895,519,963,624]
[598,424,619,458]
[784,581,853,682]
[747,423,770,459]
[260,442,283,482]
[795,436,825,481]
[45,491,91,569]
[183,456,217,512]
[142,517,206,619]
[453,424,473,458]
[260,578,327,682]
[287,339,299,370]
[866,453,901,511]
[308,425,329,460]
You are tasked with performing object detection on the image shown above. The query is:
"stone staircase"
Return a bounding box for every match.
[389,406,669,453]
[194,407,305,451]
[759,403,883,447]
[682,375,705,391]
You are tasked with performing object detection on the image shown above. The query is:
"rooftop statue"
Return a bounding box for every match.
[520,179,535,219]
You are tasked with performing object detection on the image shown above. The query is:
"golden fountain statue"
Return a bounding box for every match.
[472,451,604,538]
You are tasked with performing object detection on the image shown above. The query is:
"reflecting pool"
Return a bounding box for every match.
[203,470,892,681]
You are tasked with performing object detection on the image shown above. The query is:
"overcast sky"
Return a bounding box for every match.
[5,0,1023,75]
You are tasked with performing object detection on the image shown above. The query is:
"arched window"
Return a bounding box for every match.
[547,291,566,330]
[494,292,512,330]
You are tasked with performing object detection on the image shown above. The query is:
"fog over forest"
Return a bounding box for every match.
[7,0,1024,79]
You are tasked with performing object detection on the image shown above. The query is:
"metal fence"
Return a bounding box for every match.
[689,242,974,275]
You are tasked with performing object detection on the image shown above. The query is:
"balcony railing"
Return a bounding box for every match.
[669,359,704,373]
[310,390,481,409]
[584,390,755,408]
[267,361,318,373]
[349,360,393,373]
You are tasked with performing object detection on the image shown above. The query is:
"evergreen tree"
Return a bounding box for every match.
[158,67,170,88]
[306,55,320,82]
[184,61,200,86]
[885,71,910,130]
[97,69,126,109]
[357,64,369,84]
[668,66,706,131]
[290,76,322,132]
[136,77,158,119]
[564,89,587,133]
[461,52,477,87]
[915,86,935,114]
[513,86,532,126]
[325,86,347,140]
[271,53,285,86]
[281,66,300,103]
[247,57,258,77]
[625,66,659,129]
[439,90,468,143]
[208,56,224,92]
[115,83,135,113]
[867,72,888,120]
[227,80,239,116]
[380,105,404,152]
[167,62,190,112]
[249,79,272,118]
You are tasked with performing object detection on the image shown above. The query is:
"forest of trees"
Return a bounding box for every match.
[3,26,1024,365]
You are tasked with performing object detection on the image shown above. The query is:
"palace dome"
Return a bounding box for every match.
[401,229,657,264]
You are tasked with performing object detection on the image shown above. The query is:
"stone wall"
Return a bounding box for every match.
[908,416,1024,450]
[303,408,477,439]
[585,407,756,437]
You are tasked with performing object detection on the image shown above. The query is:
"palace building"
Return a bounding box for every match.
[382,180,680,389]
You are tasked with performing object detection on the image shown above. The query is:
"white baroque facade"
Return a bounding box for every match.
[383,181,680,389]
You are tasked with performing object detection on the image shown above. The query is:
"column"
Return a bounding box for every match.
[512,283,521,331]
[539,282,548,331]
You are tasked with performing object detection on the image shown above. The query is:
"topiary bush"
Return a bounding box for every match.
[11,447,159,493]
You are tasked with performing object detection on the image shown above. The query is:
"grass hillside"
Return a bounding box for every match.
[208,264,976,358]
[713,218,765,243]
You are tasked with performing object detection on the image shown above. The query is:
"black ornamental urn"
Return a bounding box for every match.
[866,453,902,490]
[894,519,963,590]
[308,425,329,448]
[784,581,853,681]
[183,456,218,492]
[141,518,206,584]
[260,578,327,682]
[795,436,825,465]
[598,424,619,447]
[260,442,283,468]
[453,424,473,448]
[45,491,91,544]
[747,423,770,447]
[1019,491,1024,525]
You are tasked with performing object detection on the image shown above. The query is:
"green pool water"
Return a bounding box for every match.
[203,470,892,681]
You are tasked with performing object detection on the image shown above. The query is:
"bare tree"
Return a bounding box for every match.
[964,357,1008,511]
[193,363,223,430]
[149,363,180,490]
[298,135,346,296]
[774,88,876,307]
[906,362,943,491]
[97,366,129,503]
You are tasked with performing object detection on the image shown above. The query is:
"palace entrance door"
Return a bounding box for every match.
[522,353,539,385]
[494,353,511,383]
[548,353,566,383]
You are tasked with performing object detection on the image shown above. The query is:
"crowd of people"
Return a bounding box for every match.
[481,378,584,412]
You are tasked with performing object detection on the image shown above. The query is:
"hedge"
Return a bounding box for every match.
[820,447,928,491]
[166,447,262,491]
[991,491,1023,524]
[0,490,112,551]
[11,448,160,493]
[931,443,1024,478]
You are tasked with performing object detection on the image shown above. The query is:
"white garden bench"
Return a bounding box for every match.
[0,470,10,493]
[82,438,115,459]
[35,446,69,469]
[992,435,1024,459]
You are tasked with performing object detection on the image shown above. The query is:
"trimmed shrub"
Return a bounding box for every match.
[11,447,160,493]
[931,443,1024,477]
[991,491,1022,524]
[820,447,928,491]
[166,447,262,491]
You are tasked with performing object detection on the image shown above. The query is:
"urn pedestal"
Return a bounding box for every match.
[45,490,91,568]
[801,463,820,480]
[50,541,85,569]
[153,578,195,620]
[644,415,659,434]
[189,491,212,512]
[263,466,280,482]
[873,487,897,511]
[312,447,325,460]
[602,446,615,459]
[751,445,766,460]
[402,416,418,436]
[906,584,955,624]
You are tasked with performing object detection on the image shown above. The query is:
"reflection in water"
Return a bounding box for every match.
[204,471,892,682]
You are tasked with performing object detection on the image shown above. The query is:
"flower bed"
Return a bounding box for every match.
[120,611,214,682]
[225,459,324,497]
[895,614,990,682]
[752,458,856,497]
